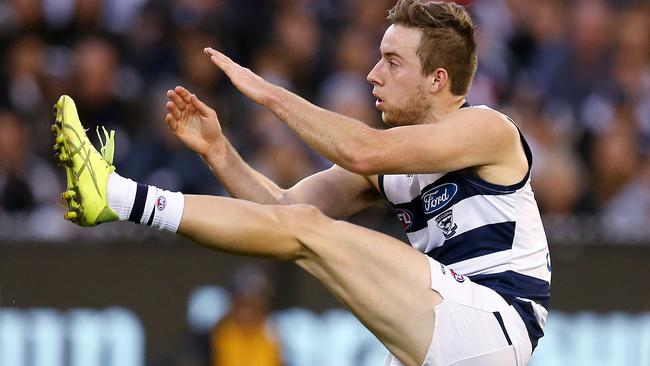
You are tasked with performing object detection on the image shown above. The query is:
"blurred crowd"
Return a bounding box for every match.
[0,0,649,242]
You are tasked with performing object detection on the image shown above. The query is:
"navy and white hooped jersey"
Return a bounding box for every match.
[378,106,551,350]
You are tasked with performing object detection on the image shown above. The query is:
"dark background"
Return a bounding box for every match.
[1,0,650,364]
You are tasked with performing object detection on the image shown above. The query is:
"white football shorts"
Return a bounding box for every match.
[385,257,533,366]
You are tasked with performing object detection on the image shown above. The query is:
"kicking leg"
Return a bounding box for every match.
[179,195,302,259]
[53,95,440,366]
[180,196,442,366]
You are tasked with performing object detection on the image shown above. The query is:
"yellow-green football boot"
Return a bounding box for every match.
[52,95,118,226]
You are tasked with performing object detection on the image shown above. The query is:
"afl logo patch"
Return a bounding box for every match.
[422,183,458,214]
[156,196,167,211]
[394,208,413,231]
[449,268,465,283]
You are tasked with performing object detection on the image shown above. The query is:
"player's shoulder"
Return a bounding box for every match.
[453,104,510,123]
[449,104,518,137]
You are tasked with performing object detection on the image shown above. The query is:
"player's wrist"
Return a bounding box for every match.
[200,138,229,165]
[261,83,286,109]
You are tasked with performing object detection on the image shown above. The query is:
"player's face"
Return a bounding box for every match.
[367,25,433,127]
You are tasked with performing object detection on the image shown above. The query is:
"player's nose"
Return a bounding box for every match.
[367,62,383,86]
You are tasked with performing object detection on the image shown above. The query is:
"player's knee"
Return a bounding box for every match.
[275,203,325,230]
[292,203,324,220]
[274,204,330,255]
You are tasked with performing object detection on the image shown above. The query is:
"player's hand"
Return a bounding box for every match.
[165,86,225,157]
[204,47,277,106]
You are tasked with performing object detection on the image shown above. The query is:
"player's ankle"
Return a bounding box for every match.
[107,173,138,221]
[107,172,184,233]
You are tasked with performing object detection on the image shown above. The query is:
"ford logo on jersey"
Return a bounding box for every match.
[422,183,458,214]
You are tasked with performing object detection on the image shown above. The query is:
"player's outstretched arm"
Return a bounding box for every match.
[203,47,383,172]
[205,48,520,177]
[165,86,380,219]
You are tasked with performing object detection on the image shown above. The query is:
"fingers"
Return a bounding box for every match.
[204,47,227,62]
[165,113,178,131]
[174,86,193,104]
[167,90,187,111]
[165,101,182,120]
[190,94,213,117]
[166,86,215,121]
[204,47,235,74]
[203,47,269,105]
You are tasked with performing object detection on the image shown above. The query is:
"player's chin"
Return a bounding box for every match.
[381,112,400,127]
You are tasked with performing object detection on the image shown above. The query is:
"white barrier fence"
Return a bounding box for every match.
[189,286,650,366]
[0,307,143,366]
[0,287,648,366]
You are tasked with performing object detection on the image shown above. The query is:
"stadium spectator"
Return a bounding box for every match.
[0,110,67,239]
[211,266,283,366]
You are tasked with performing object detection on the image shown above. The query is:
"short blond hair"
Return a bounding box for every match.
[387,0,478,95]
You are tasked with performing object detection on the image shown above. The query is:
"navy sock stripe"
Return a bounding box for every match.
[146,204,156,226]
[128,183,148,223]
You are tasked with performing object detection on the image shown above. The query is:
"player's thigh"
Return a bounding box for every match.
[281,205,441,366]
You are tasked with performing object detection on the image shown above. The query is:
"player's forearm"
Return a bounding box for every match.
[201,140,288,204]
[265,87,381,175]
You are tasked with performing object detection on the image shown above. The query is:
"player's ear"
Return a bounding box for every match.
[429,68,449,94]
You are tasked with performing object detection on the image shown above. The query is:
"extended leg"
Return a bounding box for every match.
[180,195,442,366]
[52,96,440,366]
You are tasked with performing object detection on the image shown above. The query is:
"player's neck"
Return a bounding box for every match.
[427,96,467,123]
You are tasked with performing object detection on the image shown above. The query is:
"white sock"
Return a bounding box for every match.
[107,172,185,233]
[107,173,138,221]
